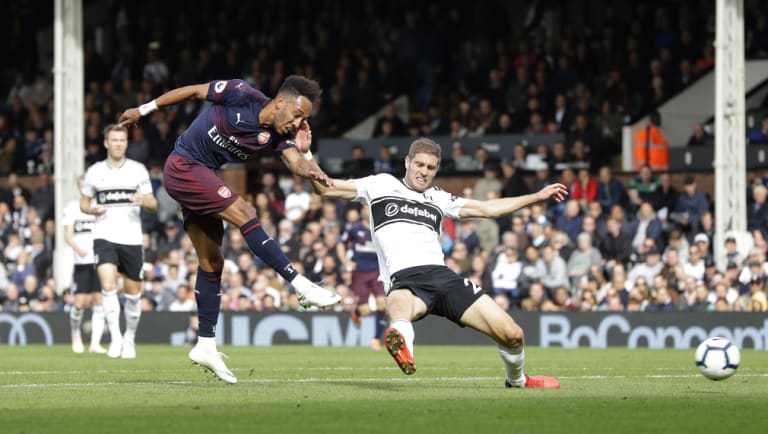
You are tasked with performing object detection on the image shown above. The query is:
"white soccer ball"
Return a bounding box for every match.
[694,337,740,381]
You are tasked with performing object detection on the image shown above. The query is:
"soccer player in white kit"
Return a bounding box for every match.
[64,176,107,354]
[80,124,157,359]
[313,138,567,388]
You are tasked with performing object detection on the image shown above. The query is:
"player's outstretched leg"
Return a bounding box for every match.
[460,295,560,389]
[291,274,341,308]
[384,321,416,375]
[238,218,339,307]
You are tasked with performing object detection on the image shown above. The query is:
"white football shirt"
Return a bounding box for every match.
[352,173,466,290]
[62,199,96,265]
[82,159,152,246]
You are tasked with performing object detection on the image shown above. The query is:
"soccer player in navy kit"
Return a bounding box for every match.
[339,205,387,349]
[119,76,339,383]
[313,138,567,389]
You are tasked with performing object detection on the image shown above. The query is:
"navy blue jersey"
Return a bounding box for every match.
[173,79,297,169]
[341,222,379,272]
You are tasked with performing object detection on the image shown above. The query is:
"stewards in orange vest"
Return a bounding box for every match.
[634,111,669,172]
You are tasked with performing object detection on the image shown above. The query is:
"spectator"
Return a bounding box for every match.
[372,103,406,137]
[596,166,628,211]
[284,176,312,223]
[628,165,660,205]
[551,141,572,171]
[633,111,669,172]
[555,200,583,244]
[683,244,706,282]
[373,145,396,174]
[343,145,374,178]
[627,247,664,288]
[168,284,196,312]
[567,233,603,291]
[629,202,663,253]
[687,122,713,146]
[550,93,574,132]
[646,286,677,312]
[594,100,623,168]
[536,243,569,296]
[599,217,633,270]
[501,161,529,200]
[571,168,597,210]
[747,184,768,236]
[473,164,502,201]
[125,125,150,165]
[491,245,524,308]
[673,175,710,237]
[748,115,768,144]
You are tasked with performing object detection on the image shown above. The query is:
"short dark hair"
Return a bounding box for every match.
[278,75,322,104]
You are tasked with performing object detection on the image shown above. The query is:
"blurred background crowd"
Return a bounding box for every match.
[1,0,768,315]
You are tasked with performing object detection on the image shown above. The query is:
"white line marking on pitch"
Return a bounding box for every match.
[3,373,768,389]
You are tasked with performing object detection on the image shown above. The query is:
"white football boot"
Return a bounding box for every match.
[120,337,136,359]
[296,282,341,308]
[107,335,123,359]
[189,344,237,384]
[71,334,84,354]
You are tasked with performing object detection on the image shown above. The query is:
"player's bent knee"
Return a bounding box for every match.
[223,199,257,227]
[199,256,225,273]
[499,325,525,348]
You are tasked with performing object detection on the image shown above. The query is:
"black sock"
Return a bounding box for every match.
[195,268,222,338]
[240,218,298,281]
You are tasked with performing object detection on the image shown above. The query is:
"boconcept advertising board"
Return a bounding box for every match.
[1,312,766,350]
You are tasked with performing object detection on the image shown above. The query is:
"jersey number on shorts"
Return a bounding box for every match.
[464,278,482,294]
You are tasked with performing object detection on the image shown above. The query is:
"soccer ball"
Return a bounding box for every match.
[694,337,740,381]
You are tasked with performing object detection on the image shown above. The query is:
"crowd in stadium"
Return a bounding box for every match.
[1,1,768,315]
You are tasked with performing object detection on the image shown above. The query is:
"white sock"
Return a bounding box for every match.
[197,336,217,351]
[70,308,84,336]
[499,345,526,387]
[390,319,415,356]
[122,293,142,343]
[290,274,313,294]
[102,290,122,341]
[90,305,105,347]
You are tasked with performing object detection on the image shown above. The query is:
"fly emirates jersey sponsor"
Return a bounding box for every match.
[82,159,152,245]
[352,174,466,289]
[62,199,96,265]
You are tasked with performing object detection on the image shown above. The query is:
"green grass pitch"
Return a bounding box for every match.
[1,345,766,434]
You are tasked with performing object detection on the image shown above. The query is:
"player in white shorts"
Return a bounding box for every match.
[313,137,567,388]
[63,176,107,354]
[80,124,157,359]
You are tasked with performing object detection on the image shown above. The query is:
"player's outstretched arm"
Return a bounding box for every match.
[280,147,336,188]
[118,83,210,126]
[458,183,569,219]
[310,177,358,201]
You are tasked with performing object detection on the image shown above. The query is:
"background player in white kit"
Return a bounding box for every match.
[63,176,106,354]
[313,137,568,388]
[80,124,157,359]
